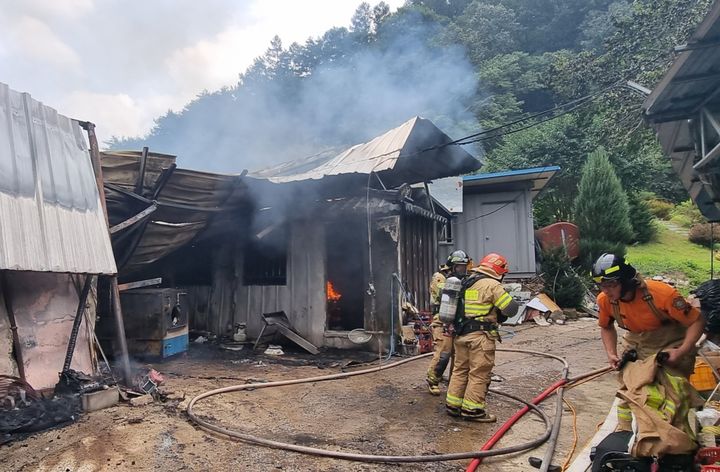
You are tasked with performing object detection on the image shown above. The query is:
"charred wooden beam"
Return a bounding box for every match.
[135,146,149,195]
[109,204,157,234]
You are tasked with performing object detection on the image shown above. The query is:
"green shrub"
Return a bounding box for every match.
[541,247,586,308]
[689,223,717,247]
[646,198,674,220]
[574,147,633,245]
[627,192,656,244]
[671,199,705,228]
[577,238,626,273]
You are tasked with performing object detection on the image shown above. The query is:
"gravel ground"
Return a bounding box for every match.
[1,317,617,471]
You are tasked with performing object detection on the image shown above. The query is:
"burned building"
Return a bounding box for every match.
[105,117,479,352]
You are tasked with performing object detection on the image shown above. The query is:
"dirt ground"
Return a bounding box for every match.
[2,317,618,471]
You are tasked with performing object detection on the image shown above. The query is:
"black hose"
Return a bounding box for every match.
[539,366,569,472]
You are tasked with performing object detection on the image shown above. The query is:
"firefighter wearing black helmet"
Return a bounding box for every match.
[592,253,704,431]
[426,251,468,395]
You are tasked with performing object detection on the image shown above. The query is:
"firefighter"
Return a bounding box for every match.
[446,253,519,422]
[593,253,705,432]
[425,252,465,395]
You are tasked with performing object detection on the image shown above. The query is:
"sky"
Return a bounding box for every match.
[0,0,405,145]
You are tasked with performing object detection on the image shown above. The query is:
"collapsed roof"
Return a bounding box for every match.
[102,150,250,275]
[105,117,477,273]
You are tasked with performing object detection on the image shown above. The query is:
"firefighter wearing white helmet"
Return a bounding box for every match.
[426,251,468,395]
[446,253,519,422]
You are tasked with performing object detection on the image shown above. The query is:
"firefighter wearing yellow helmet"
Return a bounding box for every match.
[426,251,468,395]
[446,253,519,422]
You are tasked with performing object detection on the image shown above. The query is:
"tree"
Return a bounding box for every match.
[485,113,598,224]
[627,191,656,244]
[574,147,633,244]
[448,2,520,66]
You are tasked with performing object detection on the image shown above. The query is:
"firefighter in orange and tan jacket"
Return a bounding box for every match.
[593,253,705,432]
[446,253,519,422]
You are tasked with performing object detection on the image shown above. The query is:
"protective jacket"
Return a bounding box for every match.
[456,269,518,338]
[429,271,446,319]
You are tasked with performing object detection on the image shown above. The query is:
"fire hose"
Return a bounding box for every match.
[465,364,615,472]
[185,348,607,464]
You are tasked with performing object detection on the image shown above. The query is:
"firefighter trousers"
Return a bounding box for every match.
[615,323,697,432]
[446,330,496,412]
[427,325,453,385]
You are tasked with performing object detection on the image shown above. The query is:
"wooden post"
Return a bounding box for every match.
[80,121,132,385]
[0,272,26,381]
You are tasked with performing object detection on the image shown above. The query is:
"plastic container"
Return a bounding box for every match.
[691,359,718,392]
[438,276,462,324]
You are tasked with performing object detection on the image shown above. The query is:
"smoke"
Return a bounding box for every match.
[113,9,481,174]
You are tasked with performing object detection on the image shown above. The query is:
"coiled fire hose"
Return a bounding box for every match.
[187,348,609,465]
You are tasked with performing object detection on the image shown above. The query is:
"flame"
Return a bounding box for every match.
[326,281,342,301]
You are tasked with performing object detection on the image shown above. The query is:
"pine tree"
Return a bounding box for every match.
[627,191,656,244]
[574,147,633,245]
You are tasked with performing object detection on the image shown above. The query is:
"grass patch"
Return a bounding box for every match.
[627,223,714,294]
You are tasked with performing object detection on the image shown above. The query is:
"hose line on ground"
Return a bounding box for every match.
[465,364,614,472]
[187,349,563,463]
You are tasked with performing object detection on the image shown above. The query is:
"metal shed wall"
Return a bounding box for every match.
[223,220,327,347]
[441,190,536,278]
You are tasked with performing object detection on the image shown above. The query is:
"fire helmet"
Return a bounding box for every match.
[446,250,470,267]
[591,253,636,284]
[479,253,509,275]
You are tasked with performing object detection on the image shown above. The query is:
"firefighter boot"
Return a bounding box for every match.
[426,372,441,395]
[446,405,462,417]
[461,409,497,423]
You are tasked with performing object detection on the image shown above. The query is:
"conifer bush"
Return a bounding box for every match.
[573,147,633,245]
[627,191,656,244]
[541,247,585,308]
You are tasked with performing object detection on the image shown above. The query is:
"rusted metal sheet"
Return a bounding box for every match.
[0,83,116,274]
[250,116,481,187]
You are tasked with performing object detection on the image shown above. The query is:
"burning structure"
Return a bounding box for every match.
[103,117,479,351]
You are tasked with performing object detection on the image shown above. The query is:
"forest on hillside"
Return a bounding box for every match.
[110,0,714,226]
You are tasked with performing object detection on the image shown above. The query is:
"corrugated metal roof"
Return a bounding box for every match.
[644,2,720,122]
[643,3,720,221]
[0,83,116,274]
[249,116,481,188]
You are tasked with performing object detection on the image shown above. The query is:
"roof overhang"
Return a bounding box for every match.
[462,166,560,200]
[643,3,720,221]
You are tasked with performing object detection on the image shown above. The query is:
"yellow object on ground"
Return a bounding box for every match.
[690,359,718,392]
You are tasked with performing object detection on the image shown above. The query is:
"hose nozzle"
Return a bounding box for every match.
[617,349,638,371]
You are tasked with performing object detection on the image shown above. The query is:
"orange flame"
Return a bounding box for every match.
[326,281,342,301]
